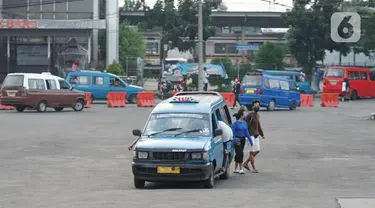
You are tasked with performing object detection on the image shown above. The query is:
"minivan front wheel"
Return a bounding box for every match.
[289,101,297,110]
[16,106,25,112]
[203,168,215,189]
[134,178,145,189]
[267,100,276,111]
[73,99,85,111]
[128,94,137,104]
[36,101,47,112]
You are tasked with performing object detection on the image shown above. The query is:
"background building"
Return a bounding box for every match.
[0,0,107,82]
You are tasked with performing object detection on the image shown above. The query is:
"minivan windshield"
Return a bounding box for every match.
[242,75,262,86]
[272,74,294,80]
[326,68,344,78]
[2,75,24,88]
[143,113,210,136]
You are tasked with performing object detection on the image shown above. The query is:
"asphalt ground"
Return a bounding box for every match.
[0,99,375,208]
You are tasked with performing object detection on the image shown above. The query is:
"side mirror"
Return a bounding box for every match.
[213,128,223,137]
[70,87,74,90]
[296,87,300,91]
[132,129,142,136]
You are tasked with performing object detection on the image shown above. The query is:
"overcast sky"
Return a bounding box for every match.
[118,0,293,12]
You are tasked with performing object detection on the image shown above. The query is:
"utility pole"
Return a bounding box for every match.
[198,1,204,91]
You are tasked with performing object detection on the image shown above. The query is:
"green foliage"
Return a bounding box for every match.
[355,8,375,55]
[107,61,125,75]
[254,42,284,70]
[119,23,146,69]
[216,3,228,11]
[137,22,147,32]
[282,0,351,79]
[121,0,143,11]
[238,63,252,78]
[146,0,222,53]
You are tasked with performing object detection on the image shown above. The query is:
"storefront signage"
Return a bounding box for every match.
[0,19,39,29]
[0,19,106,29]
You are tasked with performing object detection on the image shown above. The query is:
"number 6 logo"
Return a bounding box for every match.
[331,12,361,43]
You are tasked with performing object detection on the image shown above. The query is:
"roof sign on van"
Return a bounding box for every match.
[170,96,198,103]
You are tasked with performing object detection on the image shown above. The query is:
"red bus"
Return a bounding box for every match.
[323,66,375,100]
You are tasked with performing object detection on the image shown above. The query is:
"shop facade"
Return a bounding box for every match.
[0,0,118,82]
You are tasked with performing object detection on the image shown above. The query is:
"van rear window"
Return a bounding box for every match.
[242,75,262,86]
[2,75,24,88]
[326,68,344,78]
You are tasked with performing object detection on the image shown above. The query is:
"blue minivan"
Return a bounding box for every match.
[262,70,311,94]
[131,92,234,189]
[66,71,144,103]
[239,72,301,111]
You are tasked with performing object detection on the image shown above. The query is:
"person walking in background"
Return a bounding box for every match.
[203,67,209,91]
[72,60,79,71]
[232,109,253,174]
[181,76,188,91]
[186,74,193,90]
[232,77,241,109]
[243,100,265,173]
[342,77,350,101]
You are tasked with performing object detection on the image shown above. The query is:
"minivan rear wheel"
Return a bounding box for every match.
[36,101,47,112]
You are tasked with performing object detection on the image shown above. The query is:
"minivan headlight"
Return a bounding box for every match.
[191,152,209,160]
[137,151,148,159]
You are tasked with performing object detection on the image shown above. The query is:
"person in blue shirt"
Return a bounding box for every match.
[232,109,253,174]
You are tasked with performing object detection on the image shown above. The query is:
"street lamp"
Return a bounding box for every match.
[197,1,204,91]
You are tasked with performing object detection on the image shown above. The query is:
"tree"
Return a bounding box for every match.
[282,0,351,80]
[351,3,375,56]
[145,0,180,66]
[106,61,124,75]
[121,0,143,11]
[146,0,222,55]
[254,42,284,70]
[217,3,228,11]
[119,23,146,70]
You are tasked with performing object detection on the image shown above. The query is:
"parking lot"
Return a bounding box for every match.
[1,99,375,208]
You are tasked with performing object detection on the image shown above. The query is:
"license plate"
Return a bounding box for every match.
[7,92,16,97]
[246,90,255,94]
[329,80,337,85]
[157,166,180,174]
